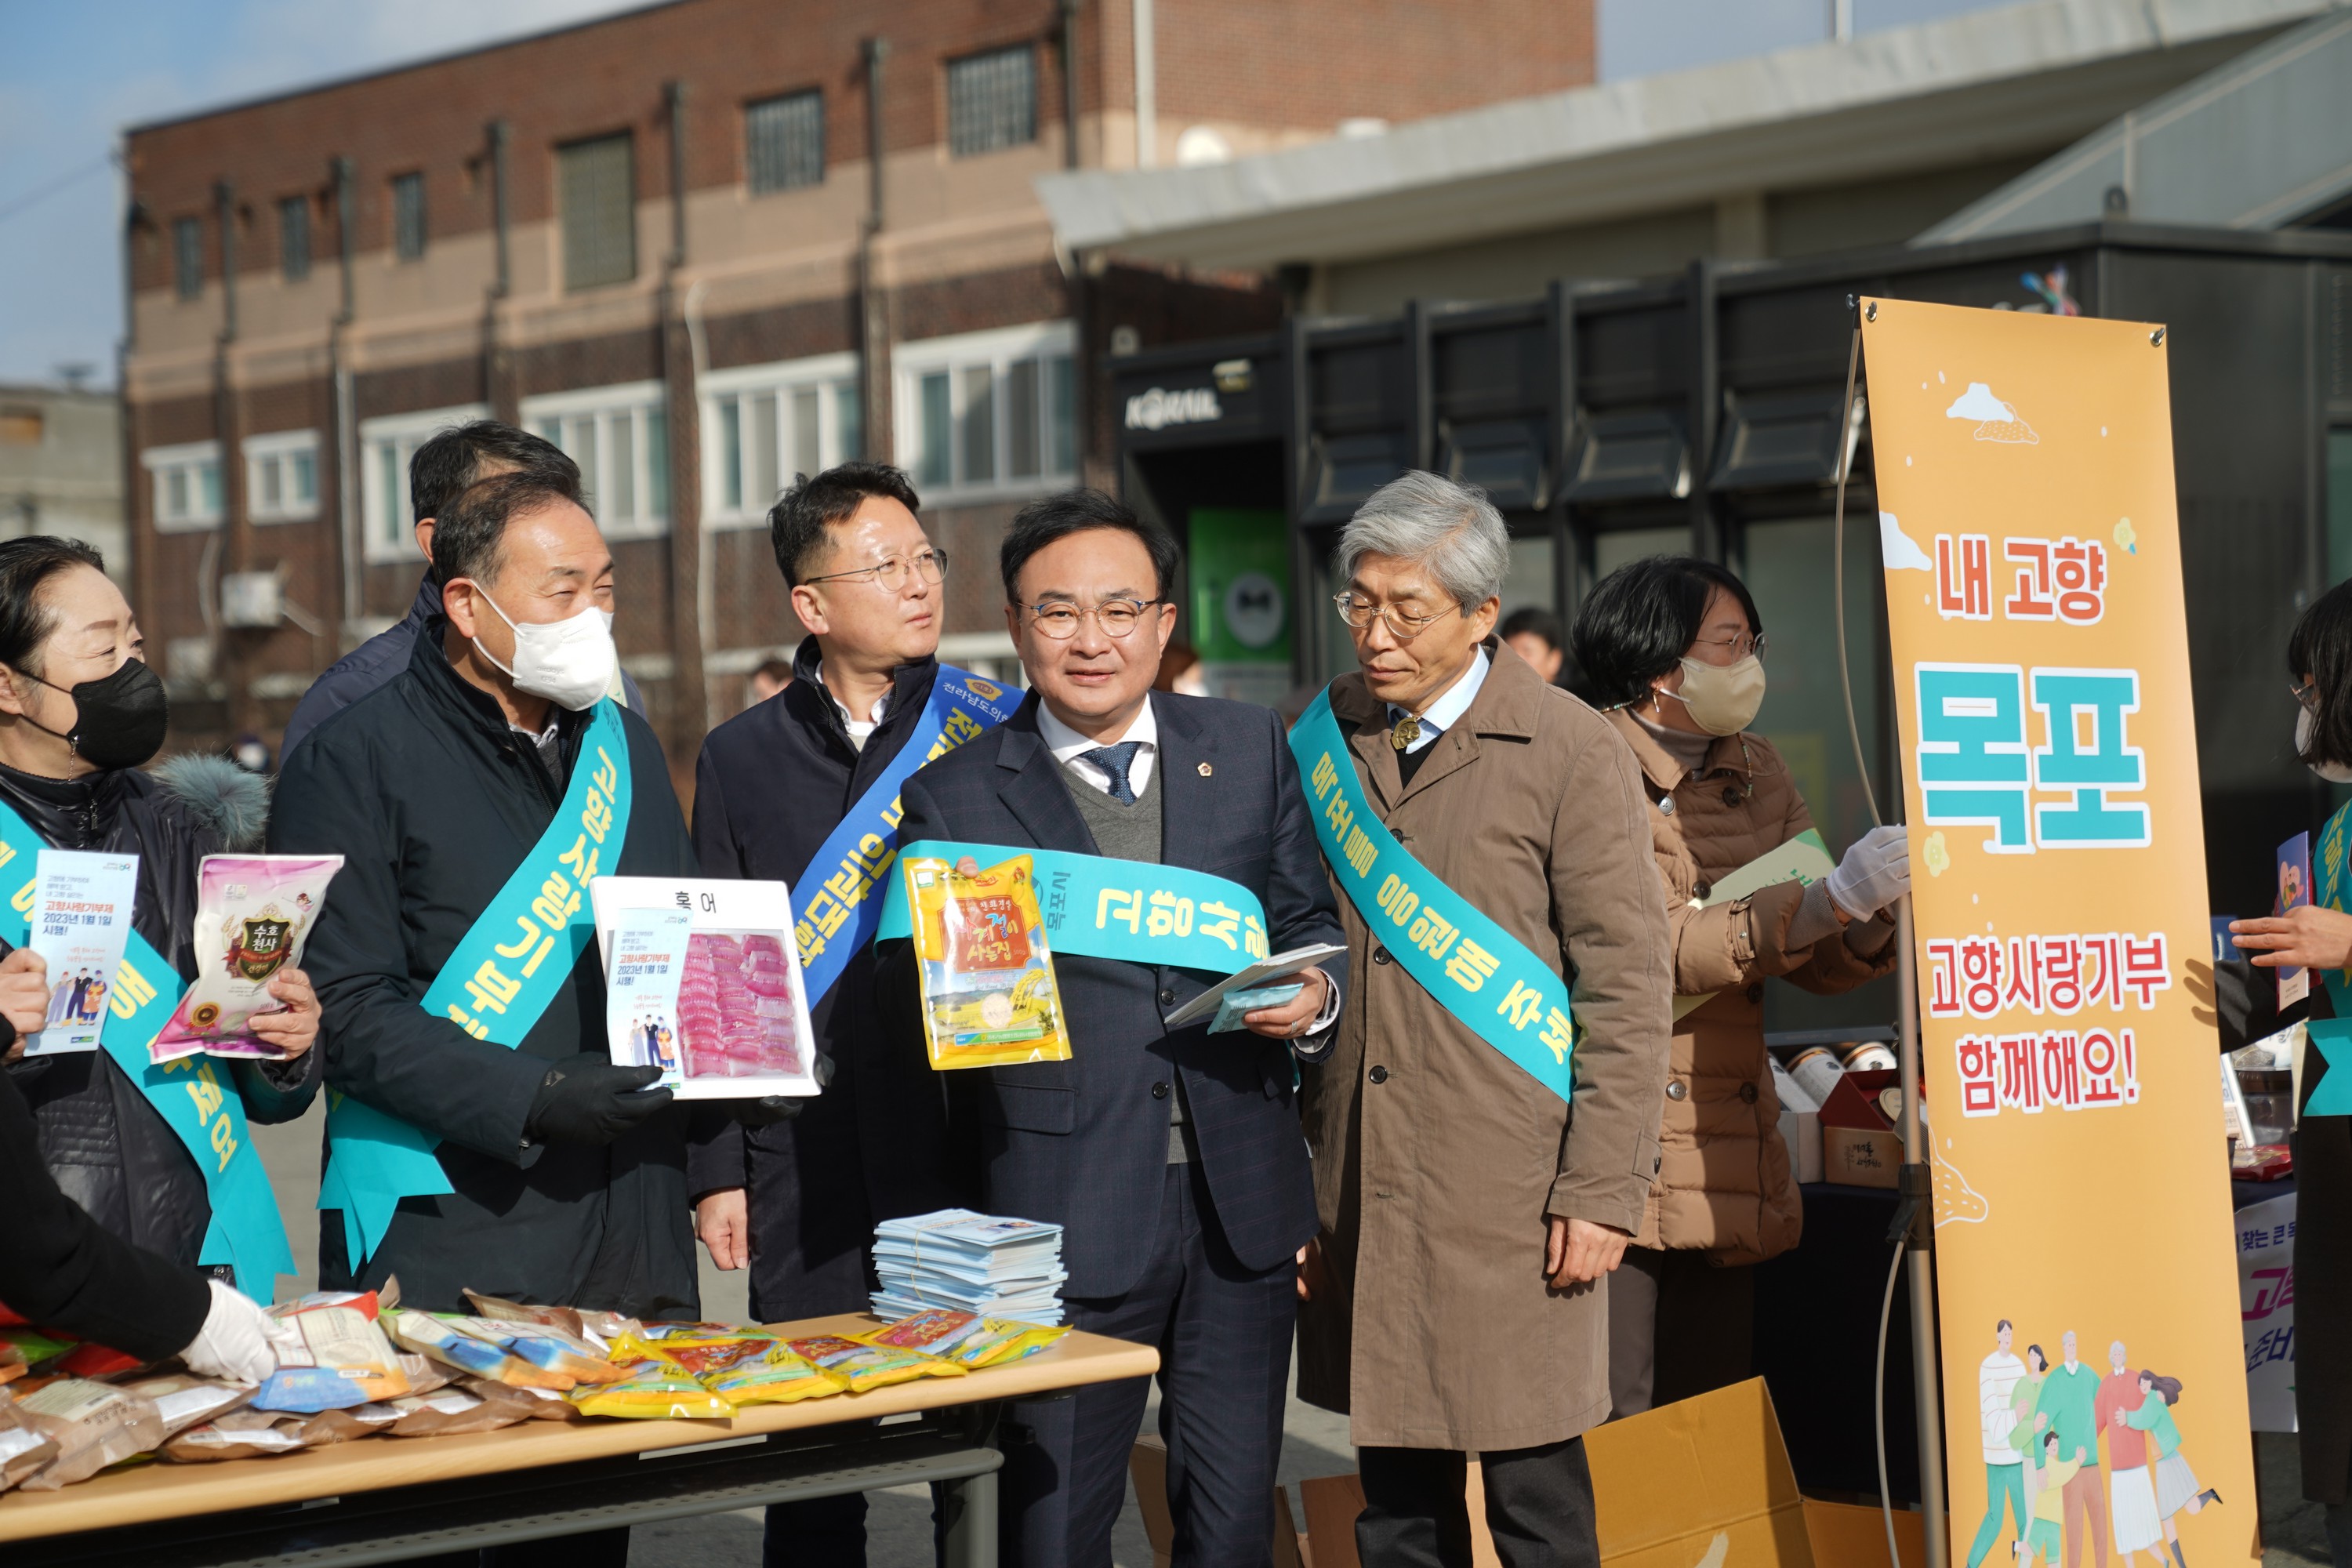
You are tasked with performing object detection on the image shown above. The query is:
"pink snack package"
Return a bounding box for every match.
[152,855,344,1061]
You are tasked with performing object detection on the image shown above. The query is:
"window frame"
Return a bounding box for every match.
[893,321,1076,506]
[143,440,224,533]
[946,43,1040,158]
[390,172,427,263]
[520,380,671,540]
[557,132,638,293]
[699,352,862,529]
[243,429,321,524]
[278,194,311,283]
[745,88,826,195]
[358,403,489,564]
[172,216,203,300]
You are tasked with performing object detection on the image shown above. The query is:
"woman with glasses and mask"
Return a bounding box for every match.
[0,536,321,1291]
[2229,579,2352,1567]
[1570,554,1907,1417]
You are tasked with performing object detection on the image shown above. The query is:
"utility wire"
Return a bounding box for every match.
[0,156,111,228]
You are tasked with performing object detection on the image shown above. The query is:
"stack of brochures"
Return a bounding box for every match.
[871,1209,1068,1325]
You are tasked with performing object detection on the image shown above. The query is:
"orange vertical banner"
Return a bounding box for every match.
[1861,299,2257,1566]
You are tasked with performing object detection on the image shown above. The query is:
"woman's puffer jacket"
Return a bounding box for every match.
[3,755,317,1272]
[1606,712,1896,1266]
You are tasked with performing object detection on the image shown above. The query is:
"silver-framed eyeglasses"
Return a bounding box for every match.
[802,548,949,593]
[1690,630,1768,664]
[1334,593,1458,641]
[1025,597,1163,640]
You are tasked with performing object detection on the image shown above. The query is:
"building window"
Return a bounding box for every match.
[144,441,223,532]
[173,217,203,299]
[279,196,311,282]
[947,45,1036,158]
[746,89,825,194]
[391,172,426,261]
[523,382,669,537]
[896,322,1075,503]
[699,353,860,528]
[358,404,488,561]
[560,134,636,292]
[244,430,320,523]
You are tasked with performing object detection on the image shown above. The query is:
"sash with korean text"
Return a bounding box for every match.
[2303,800,2352,1114]
[794,667,1019,1006]
[1289,689,1577,1102]
[0,800,295,1302]
[318,699,633,1266]
[875,840,1270,974]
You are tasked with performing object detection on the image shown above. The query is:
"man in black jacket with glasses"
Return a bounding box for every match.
[689,462,1012,1568]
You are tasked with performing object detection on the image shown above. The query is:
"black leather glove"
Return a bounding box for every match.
[523,1054,673,1147]
[725,1052,834,1128]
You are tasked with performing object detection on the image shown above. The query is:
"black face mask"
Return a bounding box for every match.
[33,659,169,771]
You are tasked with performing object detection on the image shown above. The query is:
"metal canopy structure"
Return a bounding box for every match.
[1037,0,2328,273]
[1922,3,2352,239]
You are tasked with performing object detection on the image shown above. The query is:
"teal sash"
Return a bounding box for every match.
[794,668,1018,1005]
[318,699,633,1265]
[1289,689,1577,1102]
[0,802,295,1303]
[2304,801,2352,1115]
[876,840,1271,974]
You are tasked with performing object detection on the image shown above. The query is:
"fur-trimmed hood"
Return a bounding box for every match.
[151,753,270,851]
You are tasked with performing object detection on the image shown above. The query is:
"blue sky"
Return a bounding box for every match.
[0,0,2006,387]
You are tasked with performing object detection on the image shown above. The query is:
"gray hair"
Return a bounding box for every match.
[1334,471,1510,611]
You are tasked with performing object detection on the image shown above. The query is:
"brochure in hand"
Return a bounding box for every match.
[1161,943,1345,1030]
[153,855,344,1061]
[1673,829,1838,1022]
[25,849,138,1056]
[2276,830,2314,1008]
[590,877,820,1098]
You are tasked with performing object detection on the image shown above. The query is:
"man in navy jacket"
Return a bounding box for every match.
[883,490,1346,1568]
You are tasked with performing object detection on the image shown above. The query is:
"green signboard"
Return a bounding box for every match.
[1187,509,1291,706]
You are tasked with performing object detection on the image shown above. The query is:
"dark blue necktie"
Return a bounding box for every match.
[1081,742,1145,805]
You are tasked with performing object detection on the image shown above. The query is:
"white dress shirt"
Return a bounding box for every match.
[1036,695,1159,795]
[818,668,892,751]
[1385,647,1490,749]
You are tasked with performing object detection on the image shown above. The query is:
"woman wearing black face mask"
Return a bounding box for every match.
[2231,579,2352,1566]
[0,537,321,1287]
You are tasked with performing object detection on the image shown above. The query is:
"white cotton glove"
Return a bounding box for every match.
[178,1279,295,1385]
[1825,825,1911,921]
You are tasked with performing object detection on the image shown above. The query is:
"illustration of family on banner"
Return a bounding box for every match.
[1862,298,2254,1568]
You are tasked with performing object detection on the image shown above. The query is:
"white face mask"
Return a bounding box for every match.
[470,586,617,712]
[2297,706,2352,782]
[1660,654,1766,737]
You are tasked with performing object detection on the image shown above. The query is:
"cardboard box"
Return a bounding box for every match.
[1586,1378,1817,1566]
[1819,1067,1905,1189]
[1770,1059,1824,1183]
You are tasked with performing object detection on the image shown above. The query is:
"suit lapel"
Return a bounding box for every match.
[1153,697,1217,873]
[1396,726,1479,807]
[993,714,1101,854]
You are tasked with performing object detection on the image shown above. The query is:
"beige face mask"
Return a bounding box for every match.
[1661,654,1766,736]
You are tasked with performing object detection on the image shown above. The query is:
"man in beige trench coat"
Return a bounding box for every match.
[1294,471,1673,1568]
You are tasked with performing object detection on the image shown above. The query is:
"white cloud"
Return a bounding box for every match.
[1878,512,1933,572]
[1944,383,2014,423]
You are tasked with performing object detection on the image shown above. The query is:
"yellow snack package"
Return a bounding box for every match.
[786,1335,967,1393]
[904,853,1071,1070]
[861,1311,1072,1370]
[567,1356,735,1420]
[694,1339,851,1406]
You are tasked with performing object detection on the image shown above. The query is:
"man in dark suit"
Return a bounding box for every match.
[885,490,1347,1568]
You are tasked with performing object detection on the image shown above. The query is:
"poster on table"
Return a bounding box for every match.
[590,877,820,1098]
[1862,299,2255,1564]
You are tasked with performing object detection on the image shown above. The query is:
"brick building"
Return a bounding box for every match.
[117,0,1595,782]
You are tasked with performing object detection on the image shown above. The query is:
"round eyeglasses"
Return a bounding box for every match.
[1025,598,1163,640]
[1333,593,1458,642]
[1689,630,1768,664]
[802,548,949,593]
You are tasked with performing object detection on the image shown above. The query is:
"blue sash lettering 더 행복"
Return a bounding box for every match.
[793,668,1018,1006]
[1287,688,1578,1103]
[0,800,295,1301]
[2303,800,2352,1116]
[876,840,1271,975]
[318,699,634,1265]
